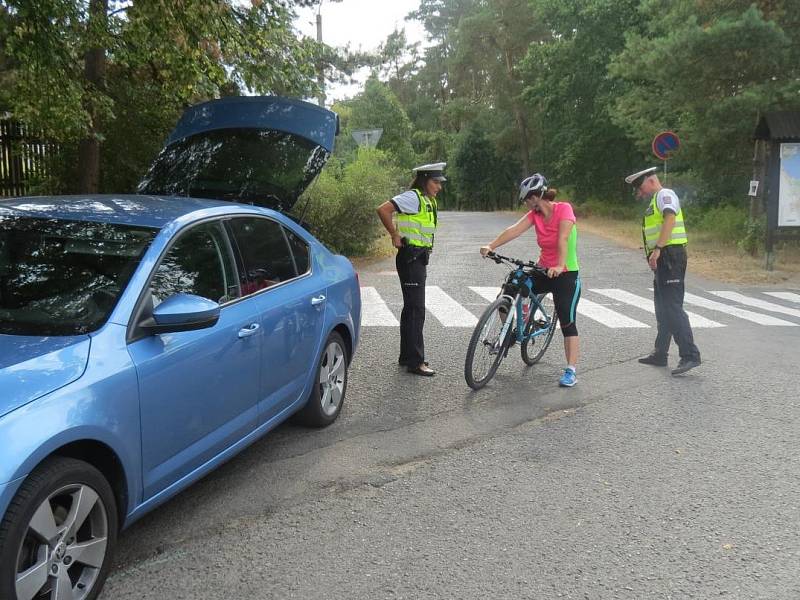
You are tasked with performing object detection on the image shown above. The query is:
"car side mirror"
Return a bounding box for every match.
[142,293,220,334]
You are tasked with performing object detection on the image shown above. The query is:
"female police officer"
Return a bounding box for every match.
[376,162,445,376]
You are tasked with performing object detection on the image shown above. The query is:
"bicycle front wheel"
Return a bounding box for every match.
[521,292,558,366]
[465,297,513,390]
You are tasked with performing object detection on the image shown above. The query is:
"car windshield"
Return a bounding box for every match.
[0,217,157,336]
[137,128,330,212]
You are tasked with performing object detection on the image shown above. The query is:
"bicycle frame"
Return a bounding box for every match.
[496,290,553,346]
[493,264,554,352]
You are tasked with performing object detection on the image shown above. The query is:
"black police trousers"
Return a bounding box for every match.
[652,244,701,361]
[396,245,429,366]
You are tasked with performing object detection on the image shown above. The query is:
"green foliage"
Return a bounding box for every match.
[1,0,318,192]
[572,197,640,221]
[451,122,518,209]
[5,0,800,252]
[520,0,642,201]
[610,2,800,201]
[296,148,404,256]
[343,77,417,169]
[365,0,800,219]
[738,215,766,255]
[690,204,748,241]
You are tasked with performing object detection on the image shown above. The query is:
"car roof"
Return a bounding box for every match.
[0,194,264,228]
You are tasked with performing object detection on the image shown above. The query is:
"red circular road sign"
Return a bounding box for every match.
[652,131,680,160]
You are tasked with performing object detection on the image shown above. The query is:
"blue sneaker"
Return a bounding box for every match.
[559,367,577,387]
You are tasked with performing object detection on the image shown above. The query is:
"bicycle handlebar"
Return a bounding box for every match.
[485,251,547,274]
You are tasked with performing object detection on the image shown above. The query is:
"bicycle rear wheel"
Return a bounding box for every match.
[521,292,558,366]
[465,297,513,390]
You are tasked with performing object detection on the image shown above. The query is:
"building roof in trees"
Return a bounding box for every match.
[754,112,800,141]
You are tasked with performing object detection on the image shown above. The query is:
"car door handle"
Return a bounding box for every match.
[311,295,326,306]
[238,323,260,338]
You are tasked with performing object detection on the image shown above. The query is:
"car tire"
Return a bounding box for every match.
[296,331,348,428]
[0,456,118,600]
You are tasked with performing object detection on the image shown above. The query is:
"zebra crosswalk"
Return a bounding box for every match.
[709,291,800,319]
[359,285,800,329]
[593,288,725,328]
[683,292,796,326]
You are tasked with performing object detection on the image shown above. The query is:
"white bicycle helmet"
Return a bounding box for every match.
[518,173,548,202]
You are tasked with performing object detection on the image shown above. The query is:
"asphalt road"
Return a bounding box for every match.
[101,211,800,599]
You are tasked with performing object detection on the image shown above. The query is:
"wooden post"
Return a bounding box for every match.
[747,138,767,257]
[750,139,766,220]
[764,141,779,271]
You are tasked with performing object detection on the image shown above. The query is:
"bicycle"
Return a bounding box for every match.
[464,251,559,390]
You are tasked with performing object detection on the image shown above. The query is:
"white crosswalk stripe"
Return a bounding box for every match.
[683,292,797,326]
[469,286,502,302]
[763,291,800,305]
[426,286,478,327]
[710,291,800,319]
[592,288,725,328]
[576,298,650,328]
[360,286,399,326]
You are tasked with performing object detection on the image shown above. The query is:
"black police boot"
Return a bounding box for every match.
[671,357,701,376]
[638,352,668,366]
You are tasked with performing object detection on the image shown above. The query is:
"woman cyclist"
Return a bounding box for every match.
[479,174,581,387]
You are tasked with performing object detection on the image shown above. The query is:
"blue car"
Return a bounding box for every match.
[0,96,360,600]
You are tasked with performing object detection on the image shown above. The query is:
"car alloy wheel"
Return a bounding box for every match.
[295,331,348,427]
[318,338,346,418]
[0,457,117,600]
[16,484,108,600]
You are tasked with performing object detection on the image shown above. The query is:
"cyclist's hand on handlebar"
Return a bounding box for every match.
[480,245,493,257]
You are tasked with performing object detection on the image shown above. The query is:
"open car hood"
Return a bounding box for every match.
[137,96,339,213]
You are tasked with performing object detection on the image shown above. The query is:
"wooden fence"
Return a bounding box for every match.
[0,118,59,197]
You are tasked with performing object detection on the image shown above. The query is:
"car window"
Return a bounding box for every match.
[150,222,238,307]
[0,217,157,336]
[227,217,297,295]
[285,228,310,275]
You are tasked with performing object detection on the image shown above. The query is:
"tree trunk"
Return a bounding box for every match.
[77,0,107,194]
[503,48,530,175]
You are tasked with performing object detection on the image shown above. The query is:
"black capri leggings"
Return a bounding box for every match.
[530,270,581,337]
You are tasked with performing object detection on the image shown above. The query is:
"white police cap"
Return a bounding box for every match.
[625,167,658,187]
[413,162,447,182]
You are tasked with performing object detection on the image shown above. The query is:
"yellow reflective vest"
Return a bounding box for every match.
[396,189,437,248]
[642,191,687,256]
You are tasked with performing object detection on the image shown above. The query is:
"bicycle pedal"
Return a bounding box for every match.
[483,340,501,354]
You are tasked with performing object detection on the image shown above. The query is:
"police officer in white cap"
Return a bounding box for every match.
[376,162,445,376]
[626,167,701,375]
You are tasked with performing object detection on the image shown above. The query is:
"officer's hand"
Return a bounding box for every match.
[480,245,492,257]
[648,248,660,271]
[547,265,565,278]
[392,233,404,248]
